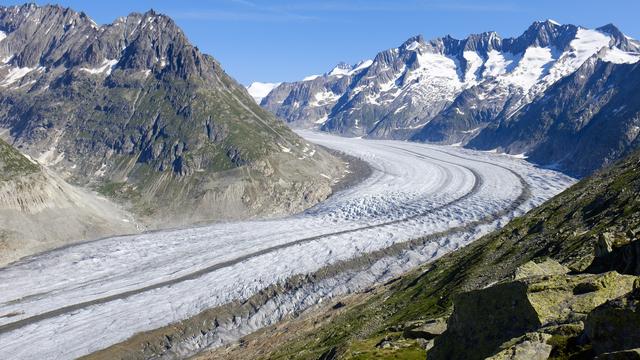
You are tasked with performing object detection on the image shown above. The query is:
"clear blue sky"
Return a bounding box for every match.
[3,0,640,84]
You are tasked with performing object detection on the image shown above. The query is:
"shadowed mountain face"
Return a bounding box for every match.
[0,4,344,228]
[260,20,640,176]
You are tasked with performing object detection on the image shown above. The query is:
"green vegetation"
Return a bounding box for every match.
[0,139,39,181]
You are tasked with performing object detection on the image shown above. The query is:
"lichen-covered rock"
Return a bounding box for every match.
[512,258,569,280]
[486,332,553,360]
[585,287,640,355]
[428,271,636,360]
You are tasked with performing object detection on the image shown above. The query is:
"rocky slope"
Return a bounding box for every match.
[261,20,640,175]
[0,4,345,229]
[0,138,136,266]
[195,145,640,359]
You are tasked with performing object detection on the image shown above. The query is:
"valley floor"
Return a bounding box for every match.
[0,132,574,359]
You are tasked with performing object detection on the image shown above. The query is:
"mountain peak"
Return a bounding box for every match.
[597,23,640,51]
[507,19,577,53]
[401,35,425,49]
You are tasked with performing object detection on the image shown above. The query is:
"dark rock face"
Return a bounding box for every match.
[585,287,640,356]
[0,4,339,226]
[587,238,640,276]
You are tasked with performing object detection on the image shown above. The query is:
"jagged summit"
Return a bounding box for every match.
[0,4,221,81]
[260,20,640,175]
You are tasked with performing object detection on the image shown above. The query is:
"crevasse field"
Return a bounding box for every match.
[0,132,574,359]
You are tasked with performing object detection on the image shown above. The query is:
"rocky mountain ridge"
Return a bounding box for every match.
[0,4,346,230]
[260,20,640,176]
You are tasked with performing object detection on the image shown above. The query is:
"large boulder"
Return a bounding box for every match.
[428,270,637,360]
[402,317,447,340]
[585,286,640,356]
[587,239,640,276]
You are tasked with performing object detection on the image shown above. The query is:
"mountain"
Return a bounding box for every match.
[0,138,136,266]
[264,21,640,140]
[468,57,640,177]
[195,140,640,360]
[0,4,345,229]
[261,60,372,129]
[260,20,640,175]
[246,82,280,103]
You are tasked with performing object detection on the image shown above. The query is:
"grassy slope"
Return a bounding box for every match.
[0,138,39,181]
[213,149,640,359]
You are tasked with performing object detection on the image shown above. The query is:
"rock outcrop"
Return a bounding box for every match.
[585,285,640,357]
[428,260,637,359]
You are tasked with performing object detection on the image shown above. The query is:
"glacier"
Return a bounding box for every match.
[0,132,574,359]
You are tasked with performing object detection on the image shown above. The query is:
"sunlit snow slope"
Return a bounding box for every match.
[0,132,574,359]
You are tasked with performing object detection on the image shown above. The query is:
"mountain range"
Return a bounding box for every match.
[257,20,640,176]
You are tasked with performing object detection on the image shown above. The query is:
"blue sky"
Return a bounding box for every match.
[3,0,640,84]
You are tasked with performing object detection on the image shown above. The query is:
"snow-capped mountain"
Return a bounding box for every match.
[246,82,280,103]
[261,20,640,142]
[468,55,640,176]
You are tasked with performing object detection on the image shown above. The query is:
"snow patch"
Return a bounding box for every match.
[314,115,329,125]
[500,46,555,91]
[0,66,43,87]
[483,50,518,78]
[246,82,280,103]
[351,59,373,73]
[309,90,341,107]
[463,51,483,83]
[80,59,118,75]
[601,47,640,64]
[405,41,421,51]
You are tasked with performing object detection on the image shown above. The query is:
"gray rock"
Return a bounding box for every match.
[585,287,640,355]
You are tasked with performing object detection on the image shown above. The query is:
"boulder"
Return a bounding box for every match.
[402,317,447,340]
[486,332,553,360]
[587,239,640,275]
[585,286,640,355]
[428,271,636,360]
[512,259,570,280]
